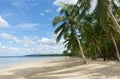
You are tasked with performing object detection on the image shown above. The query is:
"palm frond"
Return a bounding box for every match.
[53,16,66,26]
[54,22,67,34]
[56,29,64,43]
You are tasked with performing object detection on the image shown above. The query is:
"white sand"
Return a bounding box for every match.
[0,58,120,79]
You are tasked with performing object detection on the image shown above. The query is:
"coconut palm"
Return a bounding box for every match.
[52,0,120,61]
[76,0,120,61]
[76,0,120,33]
[63,30,80,56]
[95,0,120,61]
[53,4,86,64]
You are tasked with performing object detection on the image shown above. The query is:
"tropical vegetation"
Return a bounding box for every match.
[53,0,120,63]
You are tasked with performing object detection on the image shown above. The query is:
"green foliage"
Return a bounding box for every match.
[53,0,120,61]
[53,16,67,26]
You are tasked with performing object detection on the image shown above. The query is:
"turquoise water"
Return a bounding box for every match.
[0,56,64,68]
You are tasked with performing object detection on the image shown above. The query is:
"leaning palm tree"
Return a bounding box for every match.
[76,0,120,61]
[64,30,80,57]
[77,0,120,33]
[53,3,86,64]
[95,0,120,61]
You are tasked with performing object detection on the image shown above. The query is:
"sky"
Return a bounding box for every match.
[0,0,79,56]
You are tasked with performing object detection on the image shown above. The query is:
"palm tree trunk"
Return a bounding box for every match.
[72,26,86,64]
[96,43,103,59]
[110,33,120,61]
[97,45,102,57]
[108,9,120,33]
[92,42,97,59]
[75,34,86,64]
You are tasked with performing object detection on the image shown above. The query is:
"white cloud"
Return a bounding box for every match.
[0,33,65,55]
[0,33,20,43]
[36,37,64,54]
[0,42,2,46]
[38,38,56,45]
[10,0,39,9]
[0,16,9,28]
[40,9,51,17]
[54,0,78,6]
[19,36,35,47]
[0,33,14,40]
[114,0,120,7]
[40,13,45,16]
[53,0,78,12]
[45,9,51,13]
[0,33,35,47]
[90,0,97,13]
[17,23,39,30]
[53,0,97,13]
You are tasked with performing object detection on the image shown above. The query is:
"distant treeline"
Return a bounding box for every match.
[25,54,67,57]
[0,54,67,58]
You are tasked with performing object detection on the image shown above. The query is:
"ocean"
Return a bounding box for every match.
[0,56,64,68]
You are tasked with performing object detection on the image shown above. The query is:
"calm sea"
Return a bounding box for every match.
[0,56,64,68]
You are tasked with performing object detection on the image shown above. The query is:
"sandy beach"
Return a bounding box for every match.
[0,58,120,79]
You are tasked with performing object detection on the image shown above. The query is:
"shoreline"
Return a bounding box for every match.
[0,56,66,69]
[0,57,68,72]
[0,58,120,79]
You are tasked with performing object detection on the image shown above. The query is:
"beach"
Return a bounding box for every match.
[0,58,120,79]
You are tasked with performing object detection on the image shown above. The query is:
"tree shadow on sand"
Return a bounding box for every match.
[84,62,120,79]
[0,58,84,79]
[0,59,120,79]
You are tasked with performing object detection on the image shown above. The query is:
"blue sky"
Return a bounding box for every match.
[0,0,79,56]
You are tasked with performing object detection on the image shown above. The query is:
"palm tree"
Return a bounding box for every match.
[76,0,120,61]
[95,0,120,61]
[53,3,86,64]
[52,0,120,61]
[63,31,80,56]
[76,0,120,33]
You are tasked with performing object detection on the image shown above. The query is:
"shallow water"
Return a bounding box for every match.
[0,56,65,68]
